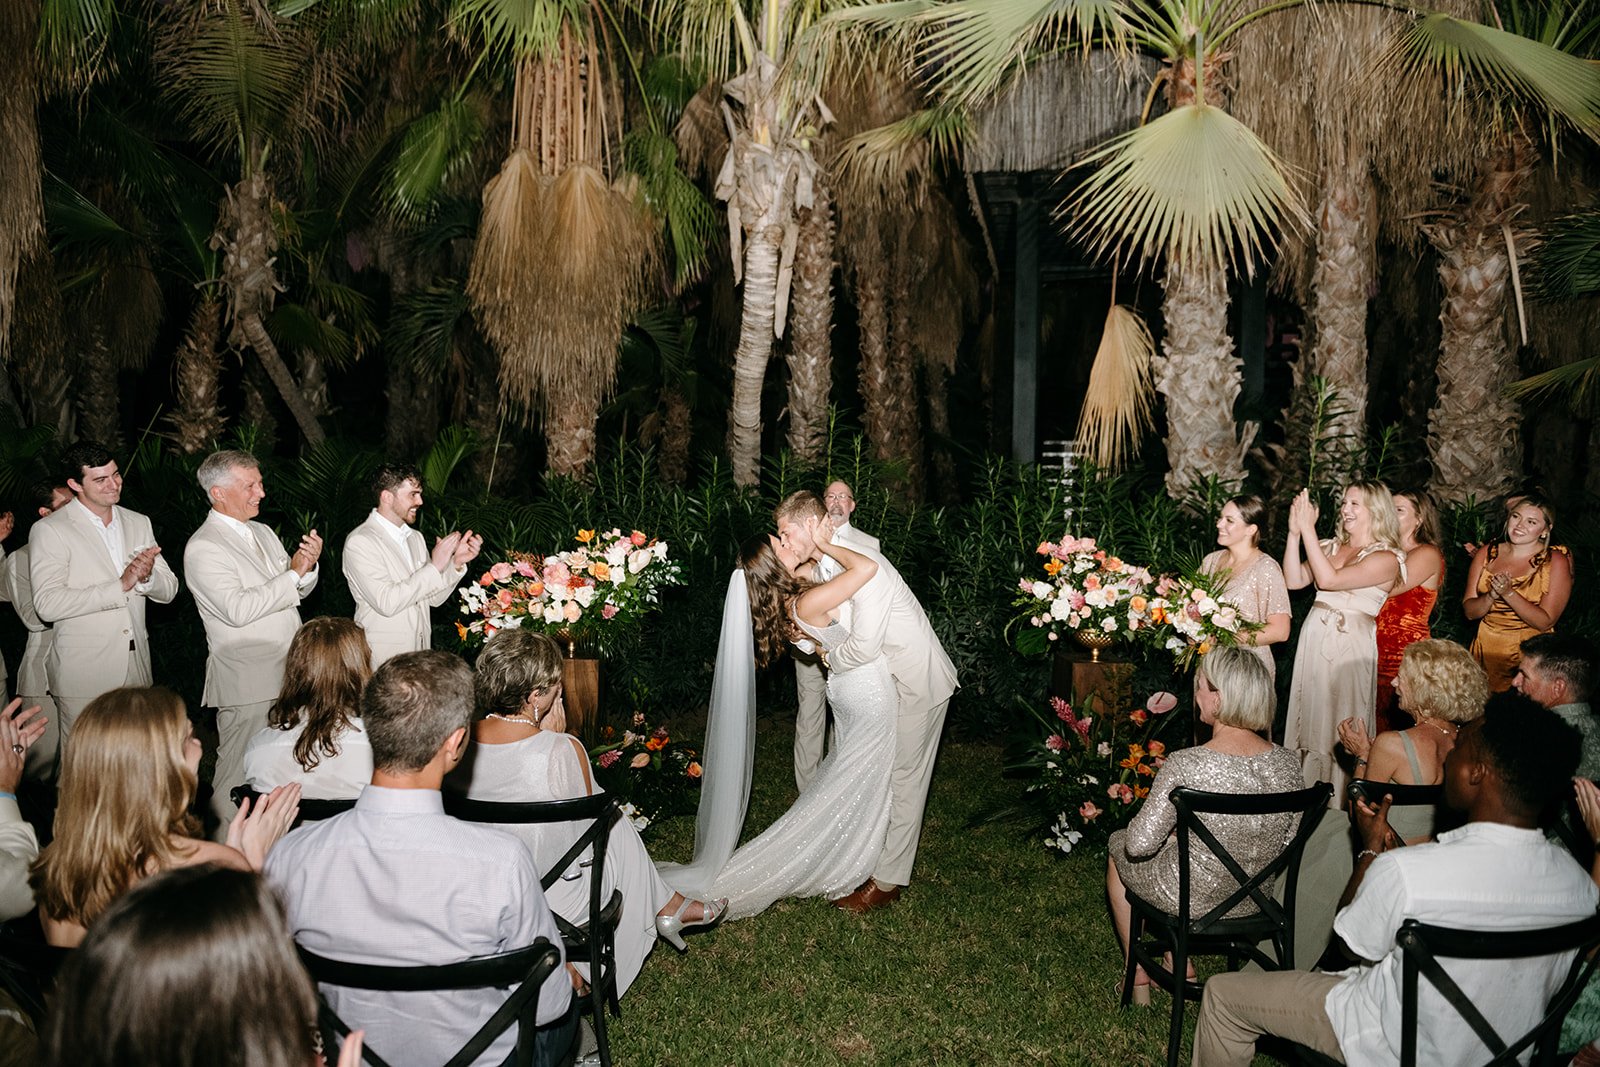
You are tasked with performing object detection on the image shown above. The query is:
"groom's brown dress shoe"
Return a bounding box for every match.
[834,881,902,914]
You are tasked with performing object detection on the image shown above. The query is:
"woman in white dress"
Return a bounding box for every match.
[661,526,896,920]
[243,617,374,800]
[450,629,725,997]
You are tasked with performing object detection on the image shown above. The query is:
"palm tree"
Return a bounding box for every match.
[0,0,43,371]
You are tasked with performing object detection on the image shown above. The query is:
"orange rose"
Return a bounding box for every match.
[646,737,667,752]
[591,562,611,581]
[686,762,703,778]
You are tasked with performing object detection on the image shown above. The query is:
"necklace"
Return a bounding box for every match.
[1418,716,1454,738]
[485,713,538,728]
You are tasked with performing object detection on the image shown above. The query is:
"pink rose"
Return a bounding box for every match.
[630,531,648,546]
[490,561,514,581]
[1147,740,1166,757]
[1045,734,1065,752]
[598,750,621,769]
[496,589,515,610]
[513,560,538,578]
[543,562,571,586]
[1079,801,1101,821]
[1130,709,1148,725]
[630,752,651,769]
[563,600,582,623]
[1037,541,1054,556]
[1146,691,1179,715]
[601,604,619,620]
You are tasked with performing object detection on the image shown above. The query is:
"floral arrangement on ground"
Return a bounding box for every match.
[1014,690,1185,855]
[457,527,683,654]
[589,711,702,834]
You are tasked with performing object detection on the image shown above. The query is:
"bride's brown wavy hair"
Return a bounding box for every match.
[741,535,807,669]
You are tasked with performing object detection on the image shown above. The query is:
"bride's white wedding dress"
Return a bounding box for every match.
[691,608,897,920]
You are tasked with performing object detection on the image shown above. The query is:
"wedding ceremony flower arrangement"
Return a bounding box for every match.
[1016,691,1181,855]
[590,712,702,833]
[457,527,683,652]
[1013,536,1157,656]
[1144,569,1263,669]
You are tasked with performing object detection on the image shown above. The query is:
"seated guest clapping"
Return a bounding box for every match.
[451,630,726,996]
[1106,647,1304,1003]
[243,617,375,800]
[42,863,363,1067]
[1336,638,1488,842]
[267,650,576,1067]
[1194,693,1599,1066]
[29,687,299,947]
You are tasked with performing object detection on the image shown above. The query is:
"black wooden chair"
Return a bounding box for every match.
[1293,912,1600,1067]
[444,792,625,1067]
[1346,778,1442,816]
[0,917,69,1029]
[1121,781,1333,1067]
[299,937,563,1067]
[230,785,357,828]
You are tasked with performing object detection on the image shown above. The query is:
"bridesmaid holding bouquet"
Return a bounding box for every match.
[1373,489,1445,731]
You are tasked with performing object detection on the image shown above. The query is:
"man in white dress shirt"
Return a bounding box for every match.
[776,489,958,913]
[792,481,882,792]
[267,651,575,1067]
[342,462,481,666]
[0,481,72,780]
[1193,694,1599,1066]
[185,450,322,832]
[28,441,180,745]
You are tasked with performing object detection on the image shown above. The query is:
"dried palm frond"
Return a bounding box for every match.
[1076,302,1155,469]
[1063,102,1308,275]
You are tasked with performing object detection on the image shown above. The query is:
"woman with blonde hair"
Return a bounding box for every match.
[1374,489,1447,729]
[1465,491,1573,691]
[29,687,299,947]
[1282,481,1405,806]
[1338,638,1487,841]
[1106,647,1304,1003]
[451,629,724,997]
[243,617,374,799]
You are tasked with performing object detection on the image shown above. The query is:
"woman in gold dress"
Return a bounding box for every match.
[1464,492,1572,691]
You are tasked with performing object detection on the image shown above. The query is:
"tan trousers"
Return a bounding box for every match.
[874,694,951,888]
[1192,970,1345,1066]
[793,655,829,793]
[209,698,275,839]
[14,692,59,783]
[54,656,151,751]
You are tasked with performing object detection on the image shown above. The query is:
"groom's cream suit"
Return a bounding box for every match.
[793,522,881,791]
[1,544,62,779]
[185,509,318,828]
[824,537,957,888]
[29,499,179,738]
[342,510,464,667]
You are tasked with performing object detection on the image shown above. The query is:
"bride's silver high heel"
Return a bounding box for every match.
[655,896,728,952]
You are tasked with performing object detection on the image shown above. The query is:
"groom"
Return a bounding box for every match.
[774,490,958,912]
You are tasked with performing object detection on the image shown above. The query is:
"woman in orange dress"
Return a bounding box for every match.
[1464,492,1573,691]
[1374,489,1445,731]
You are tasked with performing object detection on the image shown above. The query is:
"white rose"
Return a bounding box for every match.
[1032,581,1053,599]
[1084,588,1107,608]
[542,604,565,625]
[1096,743,1112,757]
[1101,617,1118,632]
[606,545,629,570]
[1049,597,1072,620]
[574,585,596,608]
[652,541,669,560]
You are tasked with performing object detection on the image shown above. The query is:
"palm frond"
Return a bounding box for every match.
[1076,303,1154,469]
[831,105,968,202]
[1062,102,1307,274]
[39,0,116,83]
[453,0,586,59]
[650,0,748,82]
[418,424,481,494]
[387,97,486,221]
[1530,208,1600,297]
[390,281,471,376]
[624,127,716,286]
[44,176,146,256]
[266,302,358,367]
[160,2,304,161]
[1392,13,1600,138]
[1504,355,1600,411]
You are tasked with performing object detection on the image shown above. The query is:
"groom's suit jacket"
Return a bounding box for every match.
[29,501,180,700]
[342,510,463,667]
[185,509,318,708]
[825,542,956,711]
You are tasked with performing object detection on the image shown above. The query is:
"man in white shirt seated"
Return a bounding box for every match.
[267,650,576,1067]
[1193,691,1600,1066]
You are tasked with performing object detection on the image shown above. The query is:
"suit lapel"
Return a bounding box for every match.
[368,513,421,573]
[64,502,120,582]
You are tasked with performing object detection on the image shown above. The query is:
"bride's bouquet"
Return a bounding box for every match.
[1013,536,1157,655]
[1143,569,1262,670]
[457,527,683,653]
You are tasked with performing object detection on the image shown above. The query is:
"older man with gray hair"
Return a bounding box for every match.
[184,449,322,833]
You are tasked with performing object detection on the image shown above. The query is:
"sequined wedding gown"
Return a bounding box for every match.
[704,609,897,920]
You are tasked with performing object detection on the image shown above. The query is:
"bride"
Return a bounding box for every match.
[658,518,898,919]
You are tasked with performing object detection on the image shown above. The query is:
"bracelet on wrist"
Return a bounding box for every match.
[1357,848,1380,862]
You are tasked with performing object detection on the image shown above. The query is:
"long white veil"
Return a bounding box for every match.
[655,569,755,897]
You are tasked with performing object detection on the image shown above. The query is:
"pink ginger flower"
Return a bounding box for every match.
[598,750,621,769]
[1052,696,1074,723]
[1045,734,1066,752]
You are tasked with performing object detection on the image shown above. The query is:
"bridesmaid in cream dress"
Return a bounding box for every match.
[1281,483,1404,807]
[1200,495,1292,677]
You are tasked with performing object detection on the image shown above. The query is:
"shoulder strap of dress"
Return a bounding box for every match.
[1397,729,1425,785]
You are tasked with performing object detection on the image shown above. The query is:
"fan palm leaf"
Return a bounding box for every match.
[386,96,486,221]
[1064,102,1307,273]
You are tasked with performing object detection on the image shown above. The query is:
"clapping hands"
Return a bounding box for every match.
[431,530,483,572]
[1288,490,1320,538]
[226,783,301,871]
[290,529,323,577]
[0,511,13,544]
[120,544,162,591]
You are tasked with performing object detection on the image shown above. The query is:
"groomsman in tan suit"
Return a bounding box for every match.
[28,441,180,744]
[776,490,957,912]
[342,462,481,667]
[185,450,322,831]
[0,481,72,780]
[793,481,882,791]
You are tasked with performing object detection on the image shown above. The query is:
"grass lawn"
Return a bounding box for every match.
[606,715,1284,1066]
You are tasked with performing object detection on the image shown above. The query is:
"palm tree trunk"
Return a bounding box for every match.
[241,359,278,445]
[1308,162,1374,453]
[727,224,783,487]
[0,0,42,367]
[545,383,600,480]
[786,184,834,462]
[167,296,227,454]
[1425,135,1535,505]
[887,241,924,501]
[658,386,692,486]
[238,312,326,446]
[298,346,330,418]
[11,241,72,436]
[76,329,121,449]
[1155,263,1252,492]
[854,239,893,466]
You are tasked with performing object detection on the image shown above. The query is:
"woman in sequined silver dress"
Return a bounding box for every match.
[1106,648,1304,999]
[1201,495,1292,677]
[679,529,897,920]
